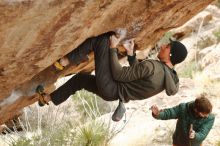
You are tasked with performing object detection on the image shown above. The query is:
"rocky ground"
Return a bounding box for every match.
[108,78,220,146]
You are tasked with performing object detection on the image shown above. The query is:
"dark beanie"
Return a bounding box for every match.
[170,40,188,65]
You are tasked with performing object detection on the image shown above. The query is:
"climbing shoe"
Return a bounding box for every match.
[54,60,64,70]
[112,100,126,122]
[36,85,49,106]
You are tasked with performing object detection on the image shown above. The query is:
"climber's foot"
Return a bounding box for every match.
[54,57,70,71]
[36,85,49,106]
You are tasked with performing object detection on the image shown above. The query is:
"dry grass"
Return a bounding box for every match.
[152,123,175,145]
[2,90,115,146]
[193,72,220,98]
[195,36,215,49]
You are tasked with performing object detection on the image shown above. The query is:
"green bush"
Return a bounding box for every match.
[178,61,201,78]
[195,36,215,49]
[11,138,32,146]
[74,121,110,146]
[213,27,220,42]
[70,90,114,146]
[158,31,174,46]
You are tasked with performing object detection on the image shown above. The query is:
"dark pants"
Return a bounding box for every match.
[51,32,118,105]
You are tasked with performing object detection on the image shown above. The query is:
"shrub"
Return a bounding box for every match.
[10,138,32,146]
[213,27,220,42]
[74,121,110,146]
[148,31,174,59]
[178,61,201,78]
[195,36,215,49]
[157,31,174,47]
[218,140,220,146]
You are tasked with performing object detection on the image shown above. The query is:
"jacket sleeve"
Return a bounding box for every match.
[157,103,183,120]
[193,116,215,142]
[127,53,139,66]
[110,48,154,82]
[164,67,179,96]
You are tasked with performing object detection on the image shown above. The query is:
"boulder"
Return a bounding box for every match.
[0,0,214,124]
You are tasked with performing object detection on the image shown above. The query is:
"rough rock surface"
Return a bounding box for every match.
[173,4,220,81]
[0,0,214,124]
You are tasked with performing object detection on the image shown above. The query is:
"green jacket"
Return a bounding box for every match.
[157,101,215,146]
[109,48,179,102]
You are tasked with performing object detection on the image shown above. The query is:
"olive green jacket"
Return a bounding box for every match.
[157,102,215,146]
[109,48,179,102]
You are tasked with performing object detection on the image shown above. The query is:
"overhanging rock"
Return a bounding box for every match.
[0,0,214,124]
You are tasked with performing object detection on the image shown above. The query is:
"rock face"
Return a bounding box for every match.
[0,0,214,124]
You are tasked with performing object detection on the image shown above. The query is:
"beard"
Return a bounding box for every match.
[193,109,205,119]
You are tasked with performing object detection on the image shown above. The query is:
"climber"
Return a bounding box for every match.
[36,29,187,122]
[151,94,215,146]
